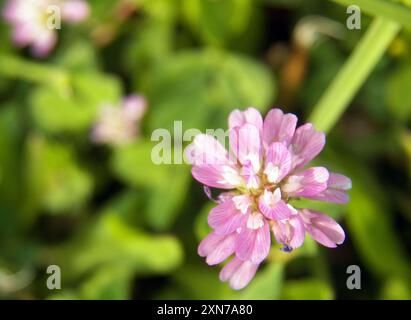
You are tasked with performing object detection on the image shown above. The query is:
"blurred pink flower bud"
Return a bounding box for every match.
[3,0,89,57]
[91,95,148,146]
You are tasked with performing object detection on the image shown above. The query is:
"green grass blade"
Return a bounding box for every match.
[331,0,411,29]
[309,18,400,133]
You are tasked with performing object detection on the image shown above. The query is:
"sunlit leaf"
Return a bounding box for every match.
[380,277,411,300]
[25,135,93,214]
[386,61,411,121]
[143,49,276,133]
[31,72,122,134]
[111,140,190,230]
[183,0,253,46]
[172,265,236,299]
[62,214,184,278]
[281,279,334,300]
[80,265,131,300]
[194,202,214,241]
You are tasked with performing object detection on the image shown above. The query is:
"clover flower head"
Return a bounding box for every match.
[91,95,147,146]
[186,107,351,290]
[3,0,89,57]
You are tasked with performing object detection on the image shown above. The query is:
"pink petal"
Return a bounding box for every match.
[240,160,260,189]
[208,198,248,235]
[186,134,230,166]
[229,123,261,166]
[188,135,244,189]
[192,164,242,189]
[328,173,352,190]
[263,108,298,148]
[290,123,325,170]
[219,257,259,290]
[31,30,57,57]
[218,192,235,203]
[272,215,305,250]
[198,232,236,265]
[228,107,263,132]
[12,23,35,47]
[61,0,90,22]
[3,0,17,22]
[300,209,345,248]
[258,189,292,220]
[264,142,292,183]
[123,95,147,120]
[304,172,352,204]
[282,167,329,197]
[235,217,271,264]
[259,199,292,221]
[308,189,349,204]
[219,257,242,282]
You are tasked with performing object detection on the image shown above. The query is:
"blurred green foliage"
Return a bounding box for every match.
[0,0,410,300]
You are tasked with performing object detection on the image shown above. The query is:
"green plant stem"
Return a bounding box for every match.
[331,0,411,29]
[0,53,70,93]
[309,18,400,133]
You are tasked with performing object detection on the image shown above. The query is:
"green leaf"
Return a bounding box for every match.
[144,49,276,133]
[0,54,70,93]
[346,175,411,279]
[87,0,118,21]
[80,265,131,300]
[24,135,93,214]
[172,265,236,299]
[100,189,147,227]
[260,0,303,7]
[146,169,190,230]
[386,61,411,121]
[301,41,345,110]
[63,213,183,278]
[183,0,253,46]
[111,140,190,230]
[0,105,23,219]
[47,291,80,300]
[380,277,411,300]
[54,40,100,72]
[194,202,214,241]
[126,20,173,84]
[324,150,411,280]
[173,261,283,300]
[112,140,170,188]
[281,279,334,300]
[0,21,14,54]
[30,72,122,134]
[399,130,411,178]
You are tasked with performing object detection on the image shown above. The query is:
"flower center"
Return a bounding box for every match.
[234,161,295,223]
